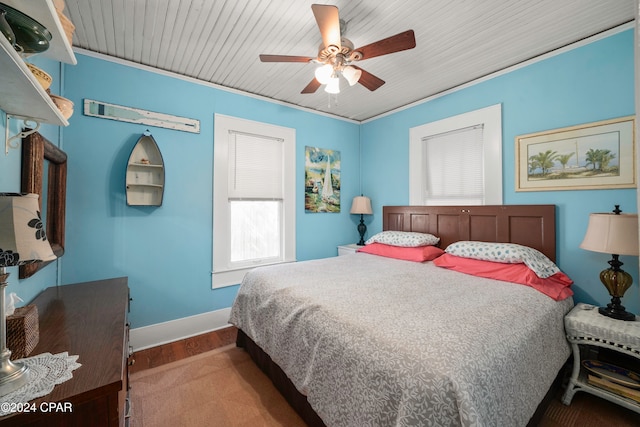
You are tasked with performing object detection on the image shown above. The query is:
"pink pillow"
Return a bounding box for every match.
[433,253,573,301]
[357,243,445,262]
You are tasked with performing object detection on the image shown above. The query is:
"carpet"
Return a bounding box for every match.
[131,344,640,427]
[129,344,306,427]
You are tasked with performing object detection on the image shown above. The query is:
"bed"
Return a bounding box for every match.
[229,205,574,427]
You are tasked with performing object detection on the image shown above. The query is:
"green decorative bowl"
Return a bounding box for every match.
[0,3,51,54]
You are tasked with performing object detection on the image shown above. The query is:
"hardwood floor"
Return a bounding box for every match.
[129,326,237,374]
[131,327,640,426]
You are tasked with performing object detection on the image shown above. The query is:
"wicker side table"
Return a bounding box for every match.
[562,302,640,413]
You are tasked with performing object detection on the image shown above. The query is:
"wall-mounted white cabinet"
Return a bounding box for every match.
[0,0,76,125]
[126,133,166,206]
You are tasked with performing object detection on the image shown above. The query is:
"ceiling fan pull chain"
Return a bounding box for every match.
[326,92,339,109]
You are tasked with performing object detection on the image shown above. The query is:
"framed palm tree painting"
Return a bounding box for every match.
[515,116,636,191]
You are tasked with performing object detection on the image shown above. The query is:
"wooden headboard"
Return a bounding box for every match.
[383,205,556,262]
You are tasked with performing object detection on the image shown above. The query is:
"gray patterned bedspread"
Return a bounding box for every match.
[229,253,574,427]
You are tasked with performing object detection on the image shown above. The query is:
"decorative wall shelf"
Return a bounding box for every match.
[2,0,76,65]
[0,0,76,131]
[126,132,165,206]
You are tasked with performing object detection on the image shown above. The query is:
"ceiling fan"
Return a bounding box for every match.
[259,4,416,94]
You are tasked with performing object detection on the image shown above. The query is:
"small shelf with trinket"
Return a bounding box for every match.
[125,131,165,206]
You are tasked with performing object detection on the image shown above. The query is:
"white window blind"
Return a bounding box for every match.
[423,125,484,205]
[410,104,502,206]
[228,132,283,200]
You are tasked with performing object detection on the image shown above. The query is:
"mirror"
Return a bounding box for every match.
[19,132,67,279]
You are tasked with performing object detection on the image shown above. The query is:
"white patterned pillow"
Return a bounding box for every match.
[365,231,440,247]
[445,241,560,278]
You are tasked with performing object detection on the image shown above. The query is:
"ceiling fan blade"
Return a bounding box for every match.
[301,78,321,94]
[353,30,416,61]
[311,4,341,50]
[351,66,385,91]
[259,54,314,63]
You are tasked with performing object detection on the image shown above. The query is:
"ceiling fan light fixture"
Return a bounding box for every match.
[315,64,334,84]
[342,65,362,86]
[325,76,340,94]
[259,5,416,95]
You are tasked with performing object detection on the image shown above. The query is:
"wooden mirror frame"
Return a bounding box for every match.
[19,132,67,279]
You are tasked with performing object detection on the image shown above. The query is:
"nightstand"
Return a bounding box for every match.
[337,244,360,256]
[562,303,640,414]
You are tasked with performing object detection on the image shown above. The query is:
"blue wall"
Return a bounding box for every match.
[360,29,638,314]
[60,55,360,328]
[1,27,636,329]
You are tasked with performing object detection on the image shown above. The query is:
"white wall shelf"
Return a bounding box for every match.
[126,132,166,206]
[2,0,76,65]
[0,0,76,127]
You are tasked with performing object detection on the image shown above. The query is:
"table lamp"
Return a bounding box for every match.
[0,193,56,395]
[350,195,372,245]
[580,205,639,321]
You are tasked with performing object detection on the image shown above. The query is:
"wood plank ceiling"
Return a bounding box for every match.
[61,0,635,122]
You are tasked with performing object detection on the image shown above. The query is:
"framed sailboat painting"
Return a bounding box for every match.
[305,146,341,213]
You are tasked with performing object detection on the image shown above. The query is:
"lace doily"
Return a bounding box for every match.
[0,352,81,416]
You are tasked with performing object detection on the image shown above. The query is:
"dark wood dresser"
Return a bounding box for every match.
[0,277,132,427]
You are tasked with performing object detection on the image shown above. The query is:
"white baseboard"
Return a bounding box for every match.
[129,307,233,351]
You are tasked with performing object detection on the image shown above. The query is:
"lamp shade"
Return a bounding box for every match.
[342,65,362,86]
[350,196,372,215]
[314,64,333,84]
[0,193,56,267]
[324,76,340,94]
[580,213,639,256]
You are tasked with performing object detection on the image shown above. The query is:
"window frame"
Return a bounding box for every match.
[212,114,296,289]
[409,104,503,205]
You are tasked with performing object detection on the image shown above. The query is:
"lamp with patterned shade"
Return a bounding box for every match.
[0,193,56,395]
[580,205,639,321]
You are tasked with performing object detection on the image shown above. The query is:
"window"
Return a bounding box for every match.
[422,125,484,205]
[409,104,502,205]
[213,115,296,288]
